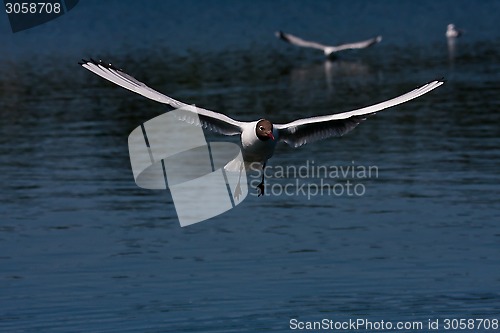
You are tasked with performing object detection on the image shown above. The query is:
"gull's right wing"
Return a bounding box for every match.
[79,59,245,136]
[275,31,328,51]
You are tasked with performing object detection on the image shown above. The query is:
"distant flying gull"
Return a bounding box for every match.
[446,24,464,38]
[80,59,444,196]
[275,30,382,58]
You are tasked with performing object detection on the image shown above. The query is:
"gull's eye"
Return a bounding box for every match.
[259,126,265,131]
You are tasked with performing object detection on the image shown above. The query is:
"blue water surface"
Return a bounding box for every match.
[1,1,499,332]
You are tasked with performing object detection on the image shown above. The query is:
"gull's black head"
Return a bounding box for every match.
[256,119,274,141]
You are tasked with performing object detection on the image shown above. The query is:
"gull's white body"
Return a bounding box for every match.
[446,24,463,38]
[80,59,444,171]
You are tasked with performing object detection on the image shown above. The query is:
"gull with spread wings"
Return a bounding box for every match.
[275,30,382,58]
[80,59,444,196]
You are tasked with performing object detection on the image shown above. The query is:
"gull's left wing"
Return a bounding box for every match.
[327,36,382,53]
[275,79,444,148]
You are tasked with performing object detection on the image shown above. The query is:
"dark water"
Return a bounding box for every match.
[1,1,499,332]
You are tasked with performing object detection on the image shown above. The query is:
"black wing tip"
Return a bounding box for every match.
[419,77,446,88]
[77,58,99,66]
[275,30,289,42]
[78,58,123,71]
[431,77,446,85]
[409,77,446,92]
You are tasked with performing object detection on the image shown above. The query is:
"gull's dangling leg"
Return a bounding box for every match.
[257,162,266,197]
[233,161,244,201]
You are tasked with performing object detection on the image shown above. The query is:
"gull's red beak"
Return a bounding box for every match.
[267,132,275,140]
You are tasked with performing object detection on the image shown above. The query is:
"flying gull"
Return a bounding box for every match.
[80,59,444,196]
[275,30,382,58]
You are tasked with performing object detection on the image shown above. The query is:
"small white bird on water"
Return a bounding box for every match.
[275,30,382,58]
[446,24,464,38]
[80,59,444,196]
